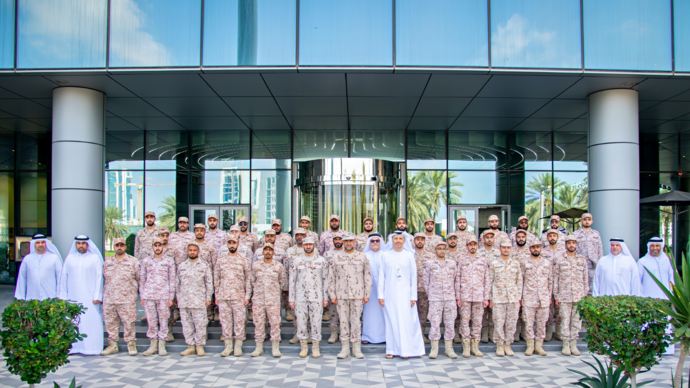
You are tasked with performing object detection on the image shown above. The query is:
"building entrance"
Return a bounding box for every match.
[447,205,511,238]
[189,205,251,233]
[294,159,402,237]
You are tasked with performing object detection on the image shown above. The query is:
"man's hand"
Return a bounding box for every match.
[518,300,521,308]
[93,300,101,305]
[363,297,369,304]
[140,300,145,307]
[483,300,489,308]
[410,300,416,308]
[379,299,384,307]
[205,301,211,307]
[555,300,560,307]
[167,300,173,308]
[244,299,249,306]
[331,298,338,304]
[289,302,295,309]
[323,300,328,308]
[457,300,462,308]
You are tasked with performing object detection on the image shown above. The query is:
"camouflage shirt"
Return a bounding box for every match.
[414,249,436,293]
[284,245,305,291]
[553,253,589,303]
[238,232,260,253]
[454,231,475,256]
[455,252,491,302]
[541,245,567,265]
[103,254,140,304]
[510,245,532,267]
[252,246,288,267]
[176,259,214,309]
[509,230,538,247]
[327,250,372,300]
[139,255,176,301]
[422,257,457,302]
[572,228,604,278]
[205,229,228,253]
[169,231,195,249]
[259,233,293,252]
[250,260,286,305]
[478,245,501,266]
[135,226,160,260]
[489,257,523,304]
[355,232,375,252]
[541,230,567,250]
[481,230,510,248]
[292,231,319,247]
[520,255,553,308]
[194,239,219,269]
[423,234,445,255]
[214,253,252,301]
[289,254,329,303]
[319,229,352,255]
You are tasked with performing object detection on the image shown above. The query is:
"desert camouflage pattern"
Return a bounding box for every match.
[135,226,160,260]
[103,254,140,304]
[176,259,213,309]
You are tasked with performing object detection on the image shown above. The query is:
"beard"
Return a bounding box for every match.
[397,225,407,232]
[531,252,540,257]
[146,220,155,226]
[331,224,339,231]
[188,255,198,260]
[490,225,499,230]
[458,225,466,231]
[229,247,237,253]
[334,242,343,249]
[364,225,373,232]
[517,240,526,247]
[240,226,247,232]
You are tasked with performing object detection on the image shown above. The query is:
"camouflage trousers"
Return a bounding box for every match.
[296,302,324,341]
[522,306,549,340]
[587,268,595,296]
[546,295,559,326]
[253,302,281,342]
[144,299,171,340]
[492,302,519,344]
[336,299,363,342]
[417,292,429,330]
[327,301,340,328]
[104,302,137,342]
[558,302,582,341]
[482,307,494,327]
[282,291,289,311]
[180,308,208,346]
[219,299,247,340]
[458,301,484,339]
[207,294,217,321]
[168,297,178,325]
[428,301,457,341]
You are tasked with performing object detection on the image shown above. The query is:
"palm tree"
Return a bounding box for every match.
[104,206,130,250]
[157,195,177,230]
[554,182,588,233]
[525,173,563,233]
[420,171,447,221]
[406,173,432,234]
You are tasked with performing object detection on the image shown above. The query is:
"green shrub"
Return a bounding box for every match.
[54,377,82,388]
[577,295,669,388]
[1,298,86,386]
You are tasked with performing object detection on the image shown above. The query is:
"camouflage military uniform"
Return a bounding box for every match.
[423,257,457,341]
[541,246,566,327]
[260,233,293,252]
[290,253,329,341]
[553,253,588,341]
[169,231,195,251]
[103,254,140,343]
[414,249,436,330]
[253,246,289,312]
[319,229,351,255]
[214,253,252,340]
[218,243,253,262]
[135,226,160,260]
[238,232,260,253]
[481,230,510,249]
[509,230,538,247]
[140,255,176,340]
[540,230,567,250]
[479,245,500,329]
[455,252,490,339]
[355,232,375,252]
[572,228,603,296]
[510,244,532,330]
[423,234,445,255]
[206,228,228,254]
[490,256,522,344]
[176,259,214,346]
[194,239,219,320]
[327,250,372,342]
[322,250,342,329]
[251,260,286,342]
[454,231,476,256]
[521,255,553,341]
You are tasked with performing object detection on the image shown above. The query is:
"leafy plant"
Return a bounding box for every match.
[569,355,654,388]
[125,233,136,256]
[1,298,86,387]
[104,206,130,250]
[54,377,82,388]
[577,296,669,388]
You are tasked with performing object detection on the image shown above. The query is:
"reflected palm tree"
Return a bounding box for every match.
[406,173,432,234]
[104,206,130,250]
[525,173,562,233]
[158,196,177,230]
[406,171,463,233]
[554,178,588,232]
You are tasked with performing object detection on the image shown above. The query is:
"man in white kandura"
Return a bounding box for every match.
[378,231,425,359]
[58,235,104,355]
[362,233,385,344]
[592,238,641,297]
[15,234,62,300]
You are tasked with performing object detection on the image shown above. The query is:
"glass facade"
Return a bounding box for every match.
[0,0,14,69]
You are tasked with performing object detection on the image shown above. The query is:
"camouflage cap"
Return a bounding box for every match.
[145,211,155,217]
[481,229,495,237]
[331,232,343,239]
[152,237,163,245]
[500,241,512,248]
[547,228,559,235]
[300,216,311,222]
[413,233,427,239]
[396,217,407,223]
[237,216,249,223]
[342,234,355,241]
[229,225,240,232]
[466,234,478,244]
[424,218,434,224]
[271,219,282,225]
[187,242,199,249]
[446,231,458,239]
[207,213,218,220]
[456,215,467,221]
[113,238,126,245]
[264,229,276,235]
[582,213,592,219]
[530,239,542,247]
[329,215,340,221]
[518,215,529,222]
[565,235,578,242]
[158,228,170,235]
[294,228,307,235]
[516,229,527,236]
[488,215,499,221]
[303,237,316,244]
[178,217,189,223]
[363,216,374,223]
[435,241,448,248]
[550,215,561,221]
[193,223,206,230]
[262,243,274,250]
[227,235,239,242]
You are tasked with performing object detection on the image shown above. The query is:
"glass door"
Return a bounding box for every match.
[189,205,251,233]
[448,205,511,238]
[448,206,479,237]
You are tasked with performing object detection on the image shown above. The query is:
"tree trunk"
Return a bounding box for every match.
[630,372,637,388]
[675,342,687,388]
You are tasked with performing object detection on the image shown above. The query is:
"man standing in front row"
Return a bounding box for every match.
[139,238,176,356]
[413,233,435,344]
[553,235,588,356]
[572,213,603,295]
[177,243,214,357]
[490,241,521,358]
[250,243,286,358]
[521,241,552,357]
[14,234,62,301]
[328,235,372,359]
[593,238,641,297]
[455,234,490,358]
[423,241,458,359]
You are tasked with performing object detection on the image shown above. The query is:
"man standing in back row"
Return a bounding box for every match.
[422,218,444,254]
[320,215,350,255]
[572,213,603,295]
[135,211,160,260]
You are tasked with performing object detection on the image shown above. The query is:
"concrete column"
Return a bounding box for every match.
[52,87,106,256]
[588,89,639,258]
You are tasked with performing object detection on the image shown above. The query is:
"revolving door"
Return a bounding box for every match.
[294,159,401,237]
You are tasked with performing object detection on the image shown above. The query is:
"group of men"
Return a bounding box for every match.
[13,209,676,359]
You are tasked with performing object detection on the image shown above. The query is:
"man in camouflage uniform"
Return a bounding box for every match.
[510,229,532,342]
[328,235,372,359]
[101,238,140,356]
[355,217,376,252]
[135,211,160,260]
[319,215,351,255]
[413,233,435,344]
[571,213,603,296]
[295,216,319,246]
[214,235,251,357]
[454,216,475,256]
[422,218,444,254]
[509,216,538,246]
[285,228,307,326]
[289,237,329,358]
[553,235,588,356]
[192,223,220,321]
[445,231,464,344]
[521,240,552,356]
[220,225,254,259]
[158,228,180,339]
[541,215,567,249]
[237,216,259,253]
[490,241,522,357]
[139,238,176,356]
[252,229,288,322]
[205,214,227,253]
[482,214,510,247]
[259,219,293,252]
[455,234,490,357]
[322,233,344,343]
[177,243,214,357]
[423,241,458,359]
[169,217,195,249]
[158,228,176,259]
[479,229,500,342]
[541,229,566,342]
[250,243,286,358]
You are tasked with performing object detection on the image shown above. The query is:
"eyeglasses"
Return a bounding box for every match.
[239,222,248,225]
[371,240,380,244]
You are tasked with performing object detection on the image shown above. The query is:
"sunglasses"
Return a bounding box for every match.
[239,222,248,225]
[371,240,381,243]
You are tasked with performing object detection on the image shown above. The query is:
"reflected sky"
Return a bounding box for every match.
[675,0,690,71]
[491,0,581,69]
[0,0,13,68]
[584,0,672,71]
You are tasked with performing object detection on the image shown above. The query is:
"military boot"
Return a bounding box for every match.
[286,308,294,322]
[322,309,330,321]
[535,340,547,356]
[525,339,534,356]
[167,324,174,342]
[158,340,167,356]
[570,340,580,356]
[247,309,253,321]
[196,345,205,356]
[100,340,119,356]
[181,345,196,356]
[545,325,554,342]
[422,326,430,344]
[429,340,439,359]
[461,339,471,358]
[272,341,281,357]
[312,341,321,358]
[444,340,458,359]
[328,327,338,343]
[555,324,562,341]
[221,339,234,357]
[514,323,521,342]
[143,339,158,356]
[251,342,264,357]
[453,329,462,344]
[480,327,489,343]
[213,311,220,322]
[141,315,147,322]
[299,340,308,358]
[496,342,504,357]
[127,341,138,356]
[234,340,243,356]
[173,309,180,321]
[504,342,514,356]
[289,332,300,344]
[471,339,484,357]
[561,340,571,356]
[352,341,364,359]
[337,341,350,359]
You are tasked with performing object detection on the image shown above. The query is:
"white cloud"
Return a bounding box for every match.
[109,0,172,67]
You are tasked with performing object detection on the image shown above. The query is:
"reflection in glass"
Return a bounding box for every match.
[20,172,48,235]
[0,132,13,170]
[299,0,392,66]
[491,0,580,69]
[17,0,107,68]
[449,171,508,205]
[675,0,690,71]
[584,0,672,71]
[396,0,487,67]
[145,170,184,230]
[17,132,50,171]
[350,130,404,161]
[110,0,201,67]
[553,172,588,232]
[511,171,553,234]
[681,134,690,172]
[105,170,144,244]
[378,184,398,239]
[203,0,296,66]
[106,131,145,170]
[342,183,375,234]
[449,132,508,170]
[191,170,249,204]
[252,130,291,169]
[0,173,13,283]
[510,132,551,170]
[251,170,291,236]
[191,130,249,169]
[0,0,14,69]
[407,171,449,234]
[407,130,447,169]
[553,132,587,171]
[146,131,188,170]
[451,208,476,234]
[293,129,348,161]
